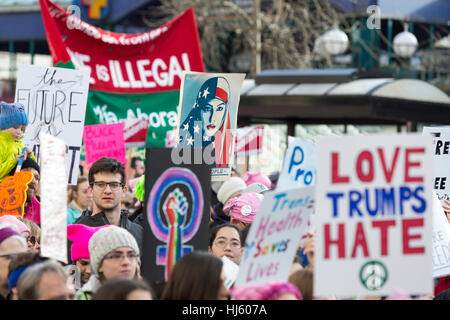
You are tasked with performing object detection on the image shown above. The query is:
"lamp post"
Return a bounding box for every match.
[393,24,418,59]
[313,28,349,66]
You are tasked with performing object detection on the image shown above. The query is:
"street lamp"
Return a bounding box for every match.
[318,28,349,56]
[393,24,418,58]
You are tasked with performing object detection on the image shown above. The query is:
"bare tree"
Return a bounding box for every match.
[135,0,350,77]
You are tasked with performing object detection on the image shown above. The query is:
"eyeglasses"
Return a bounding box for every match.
[92,181,124,191]
[103,251,139,261]
[0,253,19,260]
[26,235,36,245]
[214,239,241,249]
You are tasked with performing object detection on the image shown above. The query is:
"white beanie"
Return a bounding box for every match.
[88,225,140,275]
[217,177,246,205]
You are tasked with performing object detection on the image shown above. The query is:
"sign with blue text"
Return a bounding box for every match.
[314,134,433,298]
[235,186,315,287]
[278,137,316,189]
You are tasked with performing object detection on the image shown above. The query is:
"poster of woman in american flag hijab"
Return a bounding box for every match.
[176,72,246,181]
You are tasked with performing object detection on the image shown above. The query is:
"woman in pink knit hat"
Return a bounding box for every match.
[242,172,272,189]
[223,192,263,230]
[230,281,303,300]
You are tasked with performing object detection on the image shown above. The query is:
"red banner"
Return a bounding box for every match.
[234,126,264,157]
[39,0,205,94]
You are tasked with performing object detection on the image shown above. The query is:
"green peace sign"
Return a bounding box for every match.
[359,260,388,291]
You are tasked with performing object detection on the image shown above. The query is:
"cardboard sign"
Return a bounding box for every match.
[278,137,316,189]
[84,122,126,167]
[431,193,450,278]
[176,72,246,181]
[15,64,90,185]
[423,126,450,201]
[235,186,315,287]
[314,134,433,298]
[141,148,211,283]
[234,126,264,157]
[39,132,68,264]
[0,172,33,217]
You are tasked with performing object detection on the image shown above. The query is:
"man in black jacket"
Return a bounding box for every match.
[73,157,143,254]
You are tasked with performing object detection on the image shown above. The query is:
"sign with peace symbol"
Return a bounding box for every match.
[359,260,388,291]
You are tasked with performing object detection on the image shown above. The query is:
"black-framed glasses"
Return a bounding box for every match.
[214,239,241,249]
[92,181,124,191]
[103,251,139,261]
[26,235,36,245]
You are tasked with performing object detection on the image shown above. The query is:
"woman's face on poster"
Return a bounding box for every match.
[201,98,227,137]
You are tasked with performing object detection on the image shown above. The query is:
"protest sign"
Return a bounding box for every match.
[15,64,90,185]
[142,148,211,283]
[124,118,150,148]
[314,134,433,298]
[84,122,126,167]
[39,0,205,148]
[431,193,450,278]
[234,126,264,157]
[235,186,315,287]
[175,72,246,181]
[277,137,316,189]
[222,256,240,289]
[0,172,33,218]
[39,132,68,264]
[423,126,450,201]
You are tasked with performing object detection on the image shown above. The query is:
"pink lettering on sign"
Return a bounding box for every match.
[83,122,126,166]
[330,147,425,184]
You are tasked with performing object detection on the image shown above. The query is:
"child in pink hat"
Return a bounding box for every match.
[242,172,271,189]
[223,192,263,230]
[67,224,107,289]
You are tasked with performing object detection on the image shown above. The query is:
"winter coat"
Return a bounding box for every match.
[0,131,36,182]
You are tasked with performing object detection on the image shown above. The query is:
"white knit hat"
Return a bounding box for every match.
[217,177,246,205]
[88,225,140,275]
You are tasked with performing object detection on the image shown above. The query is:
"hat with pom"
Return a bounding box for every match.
[223,192,263,224]
[217,177,246,205]
[242,172,271,189]
[67,224,108,261]
[0,102,28,130]
[88,225,140,275]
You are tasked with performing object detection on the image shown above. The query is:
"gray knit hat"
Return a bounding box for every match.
[88,225,140,275]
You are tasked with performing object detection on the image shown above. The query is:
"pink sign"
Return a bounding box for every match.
[84,123,126,166]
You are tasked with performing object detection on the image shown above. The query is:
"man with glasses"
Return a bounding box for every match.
[73,157,143,257]
[0,227,27,300]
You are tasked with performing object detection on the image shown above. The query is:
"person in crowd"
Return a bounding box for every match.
[75,225,141,300]
[300,231,315,269]
[210,177,247,228]
[93,278,153,300]
[224,191,263,230]
[67,224,107,290]
[74,157,143,253]
[17,260,74,300]
[0,216,33,251]
[8,158,41,226]
[209,223,243,265]
[230,281,303,300]
[242,171,271,189]
[129,157,145,180]
[67,176,93,225]
[0,226,27,300]
[161,251,228,300]
[433,289,450,300]
[7,252,48,300]
[17,218,40,252]
[288,268,313,300]
[0,102,35,183]
[127,174,145,228]
[120,191,135,213]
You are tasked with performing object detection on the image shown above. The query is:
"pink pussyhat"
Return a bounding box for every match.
[223,192,263,224]
[0,215,30,234]
[242,172,271,189]
[67,224,108,261]
[230,281,303,300]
